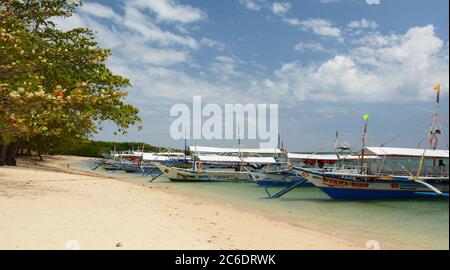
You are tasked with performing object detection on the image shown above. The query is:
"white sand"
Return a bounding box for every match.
[0,156,358,250]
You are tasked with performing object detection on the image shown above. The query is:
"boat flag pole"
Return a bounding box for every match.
[428,85,442,150]
[360,114,369,174]
[428,85,442,169]
[334,130,341,161]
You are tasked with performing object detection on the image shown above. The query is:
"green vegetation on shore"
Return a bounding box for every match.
[44,140,179,158]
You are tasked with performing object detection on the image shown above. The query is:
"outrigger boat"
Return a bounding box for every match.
[154,163,252,182]
[294,147,449,199]
[155,146,280,182]
[261,152,377,198]
[154,154,276,182]
[252,138,376,188]
[268,86,449,200]
[93,151,189,174]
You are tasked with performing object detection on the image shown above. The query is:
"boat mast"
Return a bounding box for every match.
[193,145,197,171]
[237,125,242,169]
[184,129,187,163]
[140,144,144,166]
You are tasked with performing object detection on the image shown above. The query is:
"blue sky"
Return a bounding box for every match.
[55,0,449,151]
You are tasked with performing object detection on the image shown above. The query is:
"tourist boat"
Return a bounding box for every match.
[94,150,190,173]
[154,155,278,182]
[253,148,379,187]
[293,85,449,199]
[257,152,375,196]
[294,147,449,199]
[153,163,253,182]
[155,146,280,182]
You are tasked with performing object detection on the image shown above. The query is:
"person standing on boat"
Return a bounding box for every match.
[438,159,446,176]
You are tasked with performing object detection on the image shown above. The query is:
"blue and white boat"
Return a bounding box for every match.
[294,147,449,199]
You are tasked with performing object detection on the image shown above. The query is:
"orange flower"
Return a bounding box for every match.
[53,89,65,97]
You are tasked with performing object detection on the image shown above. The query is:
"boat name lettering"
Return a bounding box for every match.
[323,178,369,188]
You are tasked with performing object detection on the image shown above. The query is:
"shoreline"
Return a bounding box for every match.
[0,155,359,250]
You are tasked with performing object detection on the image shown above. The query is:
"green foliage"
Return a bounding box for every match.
[0,0,141,154]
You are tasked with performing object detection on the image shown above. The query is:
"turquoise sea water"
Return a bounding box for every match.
[73,162,449,250]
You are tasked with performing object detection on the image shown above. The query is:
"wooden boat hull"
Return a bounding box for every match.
[100,162,121,171]
[294,167,449,200]
[155,164,252,182]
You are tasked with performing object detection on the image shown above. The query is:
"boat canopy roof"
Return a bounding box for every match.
[140,152,185,161]
[189,146,282,154]
[288,153,374,161]
[359,147,449,158]
[196,155,277,164]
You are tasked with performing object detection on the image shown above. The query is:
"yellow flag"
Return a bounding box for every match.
[363,114,369,121]
[433,85,441,91]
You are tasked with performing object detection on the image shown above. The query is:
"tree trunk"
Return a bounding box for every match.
[5,143,18,166]
[0,144,7,166]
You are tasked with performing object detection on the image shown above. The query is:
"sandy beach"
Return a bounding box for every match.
[0,155,358,250]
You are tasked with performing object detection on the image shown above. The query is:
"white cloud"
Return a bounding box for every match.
[51,13,86,31]
[121,43,189,66]
[241,0,341,40]
[56,3,200,50]
[348,18,378,29]
[252,25,449,103]
[282,17,301,26]
[51,1,256,105]
[318,0,340,3]
[366,0,381,5]
[211,56,243,79]
[272,2,292,15]
[122,6,199,49]
[132,0,206,24]
[78,2,121,21]
[239,0,267,11]
[52,3,197,68]
[294,41,330,53]
[200,37,225,51]
[282,17,342,38]
[53,3,448,108]
[300,18,342,38]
